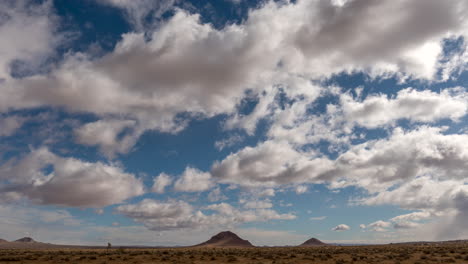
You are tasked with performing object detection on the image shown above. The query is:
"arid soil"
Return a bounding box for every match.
[1,242,468,264]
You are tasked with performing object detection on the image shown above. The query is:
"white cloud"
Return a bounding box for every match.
[2,0,467,156]
[358,177,468,238]
[206,202,296,223]
[211,140,332,187]
[75,119,138,158]
[0,148,145,207]
[330,126,468,192]
[340,87,467,128]
[267,87,467,154]
[116,199,295,231]
[367,220,391,232]
[360,177,468,211]
[295,185,308,194]
[116,199,195,230]
[390,211,433,223]
[212,124,468,192]
[332,224,350,231]
[173,167,213,192]
[151,173,172,194]
[0,0,61,80]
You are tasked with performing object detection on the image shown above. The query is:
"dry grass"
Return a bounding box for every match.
[0,242,467,264]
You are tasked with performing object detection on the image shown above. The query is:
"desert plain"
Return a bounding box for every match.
[1,232,467,264]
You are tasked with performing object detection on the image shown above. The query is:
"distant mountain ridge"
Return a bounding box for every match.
[195,231,254,247]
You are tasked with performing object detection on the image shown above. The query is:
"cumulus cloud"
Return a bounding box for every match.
[116,199,194,230]
[359,177,468,237]
[2,0,467,156]
[390,211,433,223]
[206,123,468,239]
[367,220,391,232]
[173,167,213,192]
[151,173,172,194]
[360,177,468,211]
[75,119,138,158]
[284,0,467,79]
[0,148,145,207]
[330,126,468,192]
[0,0,61,80]
[211,140,332,187]
[116,199,295,231]
[340,87,467,128]
[267,87,467,152]
[332,224,350,231]
[211,125,468,191]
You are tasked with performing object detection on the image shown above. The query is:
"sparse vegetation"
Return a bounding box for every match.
[0,242,468,264]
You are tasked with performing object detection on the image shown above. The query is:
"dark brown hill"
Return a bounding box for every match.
[15,237,36,243]
[300,237,327,246]
[195,231,254,247]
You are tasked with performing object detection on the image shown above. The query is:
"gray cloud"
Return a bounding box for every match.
[0,148,145,207]
[366,220,391,232]
[332,224,350,231]
[211,140,333,187]
[151,173,173,194]
[116,199,295,231]
[0,0,61,80]
[173,167,213,192]
[1,0,467,156]
[340,87,467,128]
[75,119,138,158]
[211,126,468,190]
[361,177,468,212]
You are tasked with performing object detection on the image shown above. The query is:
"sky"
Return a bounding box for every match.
[0,0,467,247]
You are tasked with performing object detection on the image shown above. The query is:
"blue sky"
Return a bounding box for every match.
[0,0,467,246]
